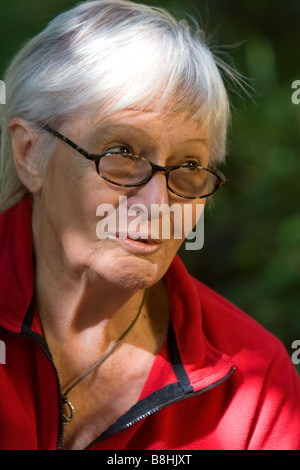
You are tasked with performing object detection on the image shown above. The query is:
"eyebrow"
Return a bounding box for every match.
[92,123,209,148]
[184,137,210,146]
[92,123,150,142]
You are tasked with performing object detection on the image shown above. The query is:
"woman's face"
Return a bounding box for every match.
[35,108,210,289]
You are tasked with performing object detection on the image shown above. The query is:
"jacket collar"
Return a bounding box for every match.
[159,255,234,393]
[0,194,35,334]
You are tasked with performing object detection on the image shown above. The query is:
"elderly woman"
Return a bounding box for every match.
[0,0,299,451]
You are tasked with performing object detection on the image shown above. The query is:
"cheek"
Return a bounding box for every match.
[42,154,110,245]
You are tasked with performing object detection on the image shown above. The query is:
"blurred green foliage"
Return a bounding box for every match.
[0,0,299,372]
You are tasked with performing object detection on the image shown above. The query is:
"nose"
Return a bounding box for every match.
[134,171,170,208]
[125,173,171,239]
[128,172,169,213]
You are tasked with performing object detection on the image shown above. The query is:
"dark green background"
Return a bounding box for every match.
[0,0,299,372]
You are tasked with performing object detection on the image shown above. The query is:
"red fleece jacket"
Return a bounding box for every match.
[0,195,300,450]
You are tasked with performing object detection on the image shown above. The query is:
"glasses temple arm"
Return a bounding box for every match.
[40,124,94,160]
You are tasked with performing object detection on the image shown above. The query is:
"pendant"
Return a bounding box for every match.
[62,395,74,424]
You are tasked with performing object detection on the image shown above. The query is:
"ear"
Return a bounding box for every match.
[9,117,43,193]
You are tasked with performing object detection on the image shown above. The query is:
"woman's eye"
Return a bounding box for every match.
[106,145,132,154]
[182,160,201,168]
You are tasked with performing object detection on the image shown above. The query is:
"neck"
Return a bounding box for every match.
[31,199,146,343]
[31,196,170,381]
[33,250,154,353]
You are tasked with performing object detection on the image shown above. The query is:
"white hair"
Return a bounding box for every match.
[0,0,234,211]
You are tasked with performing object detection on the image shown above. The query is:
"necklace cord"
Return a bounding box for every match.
[62,289,148,406]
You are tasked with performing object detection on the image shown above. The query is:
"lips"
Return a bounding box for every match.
[113,232,162,254]
[132,237,160,244]
[112,230,162,243]
[125,234,161,244]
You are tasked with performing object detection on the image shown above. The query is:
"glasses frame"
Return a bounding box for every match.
[40,124,228,199]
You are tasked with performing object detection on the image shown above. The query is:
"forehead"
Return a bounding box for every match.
[84,108,210,149]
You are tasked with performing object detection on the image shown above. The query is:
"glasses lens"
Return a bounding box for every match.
[99,153,152,185]
[168,166,218,198]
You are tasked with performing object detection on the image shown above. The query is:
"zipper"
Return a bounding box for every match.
[0,326,65,449]
[1,325,235,450]
[85,365,236,449]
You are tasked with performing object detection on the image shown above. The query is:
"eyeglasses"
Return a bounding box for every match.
[40,124,228,199]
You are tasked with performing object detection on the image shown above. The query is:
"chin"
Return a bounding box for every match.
[90,248,167,290]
